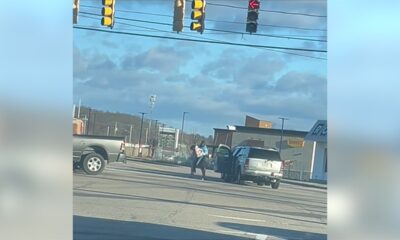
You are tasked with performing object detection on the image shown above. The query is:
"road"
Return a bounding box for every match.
[73,160,327,240]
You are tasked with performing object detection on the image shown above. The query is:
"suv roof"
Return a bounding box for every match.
[237,145,279,152]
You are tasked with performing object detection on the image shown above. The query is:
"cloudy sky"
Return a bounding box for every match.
[74,0,327,136]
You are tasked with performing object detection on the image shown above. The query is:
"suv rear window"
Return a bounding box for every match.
[248,148,281,161]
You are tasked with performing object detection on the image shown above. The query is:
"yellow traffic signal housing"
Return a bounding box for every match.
[190,22,202,31]
[101,0,115,28]
[73,0,79,24]
[173,0,185,33]
[192,0,204,9]
[190,0,205,33]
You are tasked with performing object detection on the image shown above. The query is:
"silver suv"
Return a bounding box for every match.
[214,145,283,189]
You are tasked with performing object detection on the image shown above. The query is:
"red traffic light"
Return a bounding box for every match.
[248,0,260,10]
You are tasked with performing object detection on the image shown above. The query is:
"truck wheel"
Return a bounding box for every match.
[81,153,105,175]
[257,180,264,186]
[271,180,280,189]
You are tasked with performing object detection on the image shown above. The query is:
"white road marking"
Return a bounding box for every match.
[208,214,266,223]
[218,230,287,240]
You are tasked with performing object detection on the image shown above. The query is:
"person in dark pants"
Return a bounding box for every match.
[190,142,208,180]
[196,141,208,180]
[190,145,198,176]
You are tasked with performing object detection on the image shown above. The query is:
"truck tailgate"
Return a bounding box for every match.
[248,158,282,173]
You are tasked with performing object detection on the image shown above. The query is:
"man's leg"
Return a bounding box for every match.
[201,166,206,180]
[191,158,196,176]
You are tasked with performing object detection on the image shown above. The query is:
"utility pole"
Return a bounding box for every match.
[145,128,149,145]
[92,112,96,135]
[180,112,189,154]
[148,95,157,143]
[153,120,158,141]
[114,122,118,136]
[129,125,133,143]
[77,98,81,118]
[161,123,166,160]
[278,117,289,153]
[87,108,92,135]
[138,112,148,157]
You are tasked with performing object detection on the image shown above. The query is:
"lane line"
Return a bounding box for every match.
[208,214,266,223]
[218,230,287,240]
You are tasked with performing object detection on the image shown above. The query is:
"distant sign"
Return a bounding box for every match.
[304,120,327,142]
[159,127,177,134]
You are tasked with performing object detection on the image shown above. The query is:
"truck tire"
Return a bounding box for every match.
[271,180,280,189]
[81,153,105,175]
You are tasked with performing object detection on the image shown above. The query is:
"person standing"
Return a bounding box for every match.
[189,145,200,177]
[196,141,208,180]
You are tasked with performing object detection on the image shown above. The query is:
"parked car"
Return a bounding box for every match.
[73,134,126,175]
[213,144,283,189]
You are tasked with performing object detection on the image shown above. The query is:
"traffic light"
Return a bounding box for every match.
[173,0,185,33]
[246,0,260,33]
[190,0,206,34]
[101,0,115,28]
[73,0,79,24]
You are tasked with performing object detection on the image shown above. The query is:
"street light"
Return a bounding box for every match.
[138,112,148,157]
[180,112,189,153]
[278,117,289,153]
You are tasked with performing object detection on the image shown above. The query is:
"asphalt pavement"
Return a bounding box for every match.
[73,160,327,240]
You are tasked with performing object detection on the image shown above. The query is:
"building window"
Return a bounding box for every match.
[324,148,327,173]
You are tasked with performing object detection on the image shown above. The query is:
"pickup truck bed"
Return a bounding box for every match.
[73,134,126,174]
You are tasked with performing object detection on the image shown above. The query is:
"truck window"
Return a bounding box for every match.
[248,149,281,161]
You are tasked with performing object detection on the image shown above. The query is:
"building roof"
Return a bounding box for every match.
[304,120,327,142]
[214,126,308,138]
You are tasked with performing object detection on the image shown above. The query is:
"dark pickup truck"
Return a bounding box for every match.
[73,134,126,175]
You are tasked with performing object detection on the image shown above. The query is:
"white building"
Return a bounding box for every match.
[304,120,327,182]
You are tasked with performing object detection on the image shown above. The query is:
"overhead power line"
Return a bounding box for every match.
[80,4,327,32]
[73,25,327,53]
[204,2,327,18]
[79,15,326,60]
[80,11,327,43]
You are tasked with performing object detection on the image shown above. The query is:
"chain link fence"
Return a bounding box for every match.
[282,169,312,181]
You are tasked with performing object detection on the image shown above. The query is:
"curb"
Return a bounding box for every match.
[281,179,327,190]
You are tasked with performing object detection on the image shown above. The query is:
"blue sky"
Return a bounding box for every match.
[73,0,327,136]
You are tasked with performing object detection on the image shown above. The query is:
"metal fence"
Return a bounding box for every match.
[282,170,312,181]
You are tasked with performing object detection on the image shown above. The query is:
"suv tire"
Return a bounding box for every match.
[271,180,280,189]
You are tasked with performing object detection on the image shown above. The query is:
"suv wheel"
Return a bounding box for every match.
[82,153,105,175]
[271,180,280,189]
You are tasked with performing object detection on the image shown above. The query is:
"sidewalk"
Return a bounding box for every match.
[281,178,327,190]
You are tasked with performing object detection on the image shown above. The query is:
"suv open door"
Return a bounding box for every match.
[213,144,233,180]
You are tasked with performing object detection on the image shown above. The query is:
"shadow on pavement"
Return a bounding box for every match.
[217,222,327,240]
[111,164,224,183]
[74,215,249,240]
